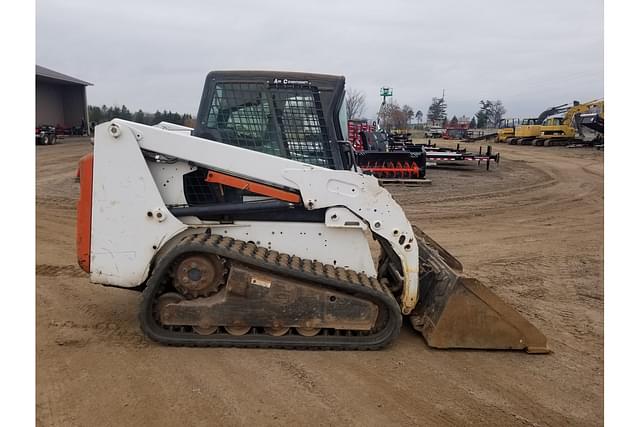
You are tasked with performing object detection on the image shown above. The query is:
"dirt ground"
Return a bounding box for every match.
[36,137,603,426]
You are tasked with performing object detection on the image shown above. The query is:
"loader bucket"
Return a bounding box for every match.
[411,226,549,354]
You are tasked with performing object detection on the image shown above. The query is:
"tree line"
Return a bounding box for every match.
[345,89,507,129]
[88,105,194,127]
[417,96,506,129]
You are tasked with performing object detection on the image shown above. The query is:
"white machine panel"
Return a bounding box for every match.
[147,160,195,206]
[207,221,376,276]
[91,123,188,287]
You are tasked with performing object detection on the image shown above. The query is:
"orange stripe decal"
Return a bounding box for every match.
[76,152,93,273]
[205,171,301,204]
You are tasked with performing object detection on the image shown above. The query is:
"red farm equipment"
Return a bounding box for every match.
[347,121,427,180]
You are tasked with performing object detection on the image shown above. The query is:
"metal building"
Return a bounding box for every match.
[36,65,92,133]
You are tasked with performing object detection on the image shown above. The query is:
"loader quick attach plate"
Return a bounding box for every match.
[411,227,550,353]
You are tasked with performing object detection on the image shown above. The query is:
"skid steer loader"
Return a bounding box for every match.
[75,71,548,352]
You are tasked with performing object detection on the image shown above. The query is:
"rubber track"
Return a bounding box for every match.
[139,233,403,350]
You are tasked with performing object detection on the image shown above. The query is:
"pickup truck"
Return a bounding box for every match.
[424,127,445,138]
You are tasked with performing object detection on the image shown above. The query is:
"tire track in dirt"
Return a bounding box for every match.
[408,154,599,224]
[36,264,87,278]
[36,196,77,208]
[317,355,465,426]
[47,319,148,349]
[276,360,360,425]
[425,168,557,205]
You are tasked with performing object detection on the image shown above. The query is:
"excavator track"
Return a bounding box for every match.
[140,233,403,350]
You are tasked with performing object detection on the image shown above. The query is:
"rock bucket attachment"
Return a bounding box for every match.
[411,226,549,354]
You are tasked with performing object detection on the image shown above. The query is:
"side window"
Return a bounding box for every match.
[206,83,283,156]
[206,85,223,128]
[272,87,334,168]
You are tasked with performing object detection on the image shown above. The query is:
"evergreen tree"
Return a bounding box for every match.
[88,106,102,123]
[120,105,132,121]
[133,109,145,123]
[427,96,447,125]
[87,105,195,126]
[475,110,489,128]
[415,110,423,124]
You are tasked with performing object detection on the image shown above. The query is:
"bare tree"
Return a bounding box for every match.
[345,89,366,120]
[379,101,411,130]
[378,102,397,129]
[478,100,507,128]
[402,105,414,127]
[491,100,506,127]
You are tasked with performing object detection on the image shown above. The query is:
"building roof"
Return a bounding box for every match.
[36,65,93,86]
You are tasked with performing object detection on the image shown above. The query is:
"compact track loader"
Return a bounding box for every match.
[76,71,548,352]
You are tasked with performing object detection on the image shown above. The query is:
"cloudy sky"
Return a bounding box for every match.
[36,0,603,120]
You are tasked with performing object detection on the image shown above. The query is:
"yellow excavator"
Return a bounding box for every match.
[505,118,542,145]
[534,99,604,146]
[507,100,604,146]
[498,118,539,143]
[496,118,518,143]
[506,104,569,145]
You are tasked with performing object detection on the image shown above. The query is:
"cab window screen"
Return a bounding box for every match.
[273,87,334,168]
[206,82,283,157]
[206,81,334,168]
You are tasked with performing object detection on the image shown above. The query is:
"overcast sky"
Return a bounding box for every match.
[36,0,603,120]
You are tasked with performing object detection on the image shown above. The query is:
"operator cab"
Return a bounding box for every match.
[194,70,353,171]
[542,117,564,126]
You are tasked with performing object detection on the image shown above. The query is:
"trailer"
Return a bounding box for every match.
[421,143,500,170]
[463,130,498,142]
